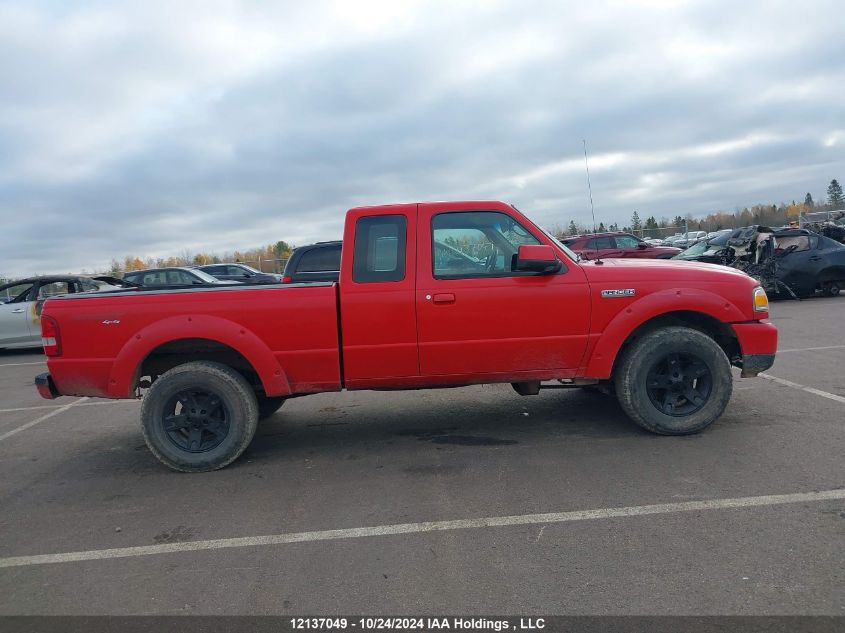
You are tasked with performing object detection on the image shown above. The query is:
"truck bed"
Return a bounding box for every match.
[43,283,342,398]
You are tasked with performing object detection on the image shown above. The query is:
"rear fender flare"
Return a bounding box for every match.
[108,315,291,398]
[584,288,747,378]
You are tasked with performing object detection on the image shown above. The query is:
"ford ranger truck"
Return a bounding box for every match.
[35,201,777,472]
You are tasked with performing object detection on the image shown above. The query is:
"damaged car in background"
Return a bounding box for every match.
[0,275,123,350]
[674,226,845,298]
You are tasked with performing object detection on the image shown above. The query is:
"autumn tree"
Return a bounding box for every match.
[785,201,804,219]
[123,256,145,271]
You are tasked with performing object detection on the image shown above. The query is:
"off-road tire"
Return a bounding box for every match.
[257,395,286,420]
[141,361,259,472]
[614,326,732,435]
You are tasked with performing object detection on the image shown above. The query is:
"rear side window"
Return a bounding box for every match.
[585,237,614,249]
[1,283,34,303]
[353,216,406,283]
[298,246,342,273]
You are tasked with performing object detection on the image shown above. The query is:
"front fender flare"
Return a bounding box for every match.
[583,288,747,379]
[107,314,291,398]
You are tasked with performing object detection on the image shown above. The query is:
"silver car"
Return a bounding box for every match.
[0,275,119,350]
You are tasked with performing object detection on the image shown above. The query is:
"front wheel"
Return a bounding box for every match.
[140,361,259,472]
[823,281,840,297]
[613,326,732,435]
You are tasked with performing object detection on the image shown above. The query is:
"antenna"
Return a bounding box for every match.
[582,139,603,264]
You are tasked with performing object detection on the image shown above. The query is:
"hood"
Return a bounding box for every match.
[579,257,755,284]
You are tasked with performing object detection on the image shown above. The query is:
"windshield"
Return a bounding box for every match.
[675,240,710,259]
[707,231,733,247]
[536,225,580,262]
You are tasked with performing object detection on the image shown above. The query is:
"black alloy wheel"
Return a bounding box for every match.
[162,389,231,453]
[645,352,713,416]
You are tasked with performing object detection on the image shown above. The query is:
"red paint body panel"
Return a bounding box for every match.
[43,285,341,398]
[339,203,419,383]
[731,322,778,355]
[39,200,777,403]
[415,202,589,379]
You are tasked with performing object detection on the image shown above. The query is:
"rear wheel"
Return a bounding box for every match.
[614,326,732,435]
[141,361,258,472]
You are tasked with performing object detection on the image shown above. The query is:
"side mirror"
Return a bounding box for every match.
[514,244,562,274]
[637,242,648,249]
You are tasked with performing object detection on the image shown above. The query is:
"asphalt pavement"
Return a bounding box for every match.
[0,295,842,615]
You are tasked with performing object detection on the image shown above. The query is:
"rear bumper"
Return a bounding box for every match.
[731,321,778,377]
[35,372,60,400]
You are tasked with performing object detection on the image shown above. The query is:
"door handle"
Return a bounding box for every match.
[432,293,456,304]
[809,256,821,261]
[11,308,25,313]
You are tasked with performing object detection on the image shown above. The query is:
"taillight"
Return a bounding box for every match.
[281,276,293,283]
[41,315,62,357]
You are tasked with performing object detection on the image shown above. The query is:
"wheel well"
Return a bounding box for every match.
[611,311,741,375]
[136,338,262,393]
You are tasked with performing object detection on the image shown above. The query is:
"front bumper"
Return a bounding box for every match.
[731,321,778,377]
[35,372,60,400]
[739,353,775,377]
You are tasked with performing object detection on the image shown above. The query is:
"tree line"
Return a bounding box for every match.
[551,179,843,238]
[111,240,294,274]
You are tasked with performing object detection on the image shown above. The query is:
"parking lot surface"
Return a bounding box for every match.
[0,296,843,615]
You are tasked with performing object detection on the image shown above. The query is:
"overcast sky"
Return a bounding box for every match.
[1,0,843,277]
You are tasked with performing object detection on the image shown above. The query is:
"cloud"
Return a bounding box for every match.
[1,0,844,276]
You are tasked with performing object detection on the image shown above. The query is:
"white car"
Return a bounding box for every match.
[0,275,119,350]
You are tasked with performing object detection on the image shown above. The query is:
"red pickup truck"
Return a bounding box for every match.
[36,201,777,472]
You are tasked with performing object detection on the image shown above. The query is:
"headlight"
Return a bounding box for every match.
[753,286,769,312]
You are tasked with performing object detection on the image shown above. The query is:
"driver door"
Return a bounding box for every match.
[415,203,590,378]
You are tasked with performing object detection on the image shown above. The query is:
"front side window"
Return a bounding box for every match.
[615,235,641,248]
[353,216,406,283]
[37,282,71,298]
[431,211,540,278]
